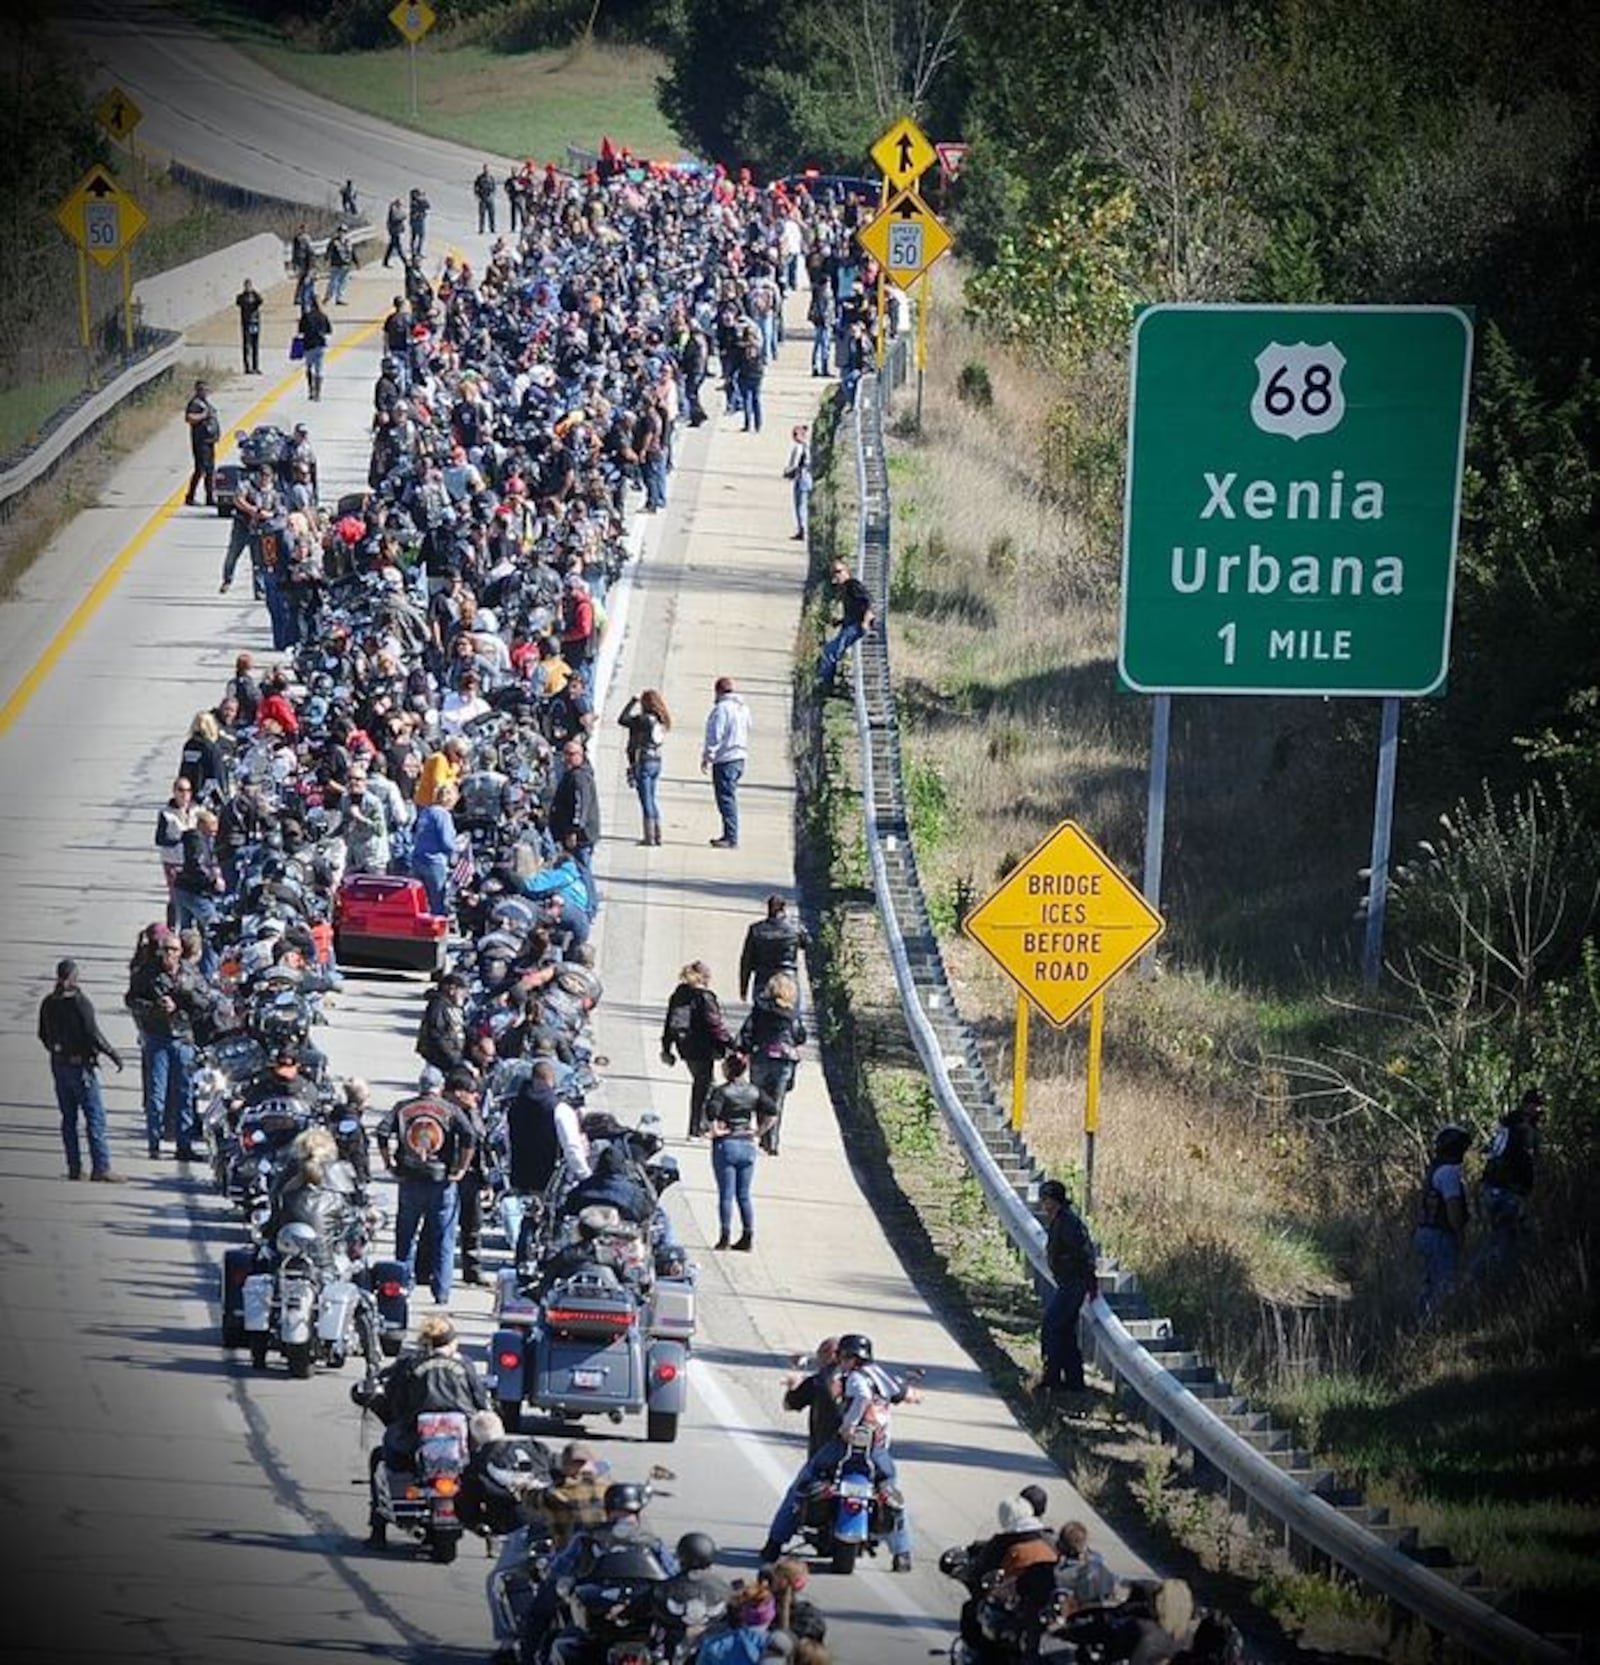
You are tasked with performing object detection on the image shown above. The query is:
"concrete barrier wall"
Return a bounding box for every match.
[133,233,287,334]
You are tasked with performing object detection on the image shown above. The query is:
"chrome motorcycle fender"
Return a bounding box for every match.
[645,1337,689,1414]
[279,1274,315,1344]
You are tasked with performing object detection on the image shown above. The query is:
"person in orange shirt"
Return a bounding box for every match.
[415,735,469,809]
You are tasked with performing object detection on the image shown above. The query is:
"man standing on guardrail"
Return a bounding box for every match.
[1038,1179,1096,1404]
[816,559,875,695]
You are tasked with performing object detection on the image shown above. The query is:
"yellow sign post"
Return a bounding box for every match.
[871,115,937,193]
[964,821,1164,1205]
[390,0,437,116]
[54,165,150,364]
[1011,993,1030,1133]
[94,86,144,147]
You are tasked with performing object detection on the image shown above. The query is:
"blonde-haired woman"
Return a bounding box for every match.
[737,970,807,1155]
[660,960,734,1137]
[178,708,227,800]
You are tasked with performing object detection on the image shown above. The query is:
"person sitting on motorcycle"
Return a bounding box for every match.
[360,1313,489,1539]
[537,1441,607,1550]
[1053,1519,1119,1611]
[782,1337,842,1458]
[459,1409,558,1665]
[239,1044,322,1116]
[759,1332,920,1573]
[768,1557,828,1647]
[523,1480,676,1662]
[558,1139,654,1224]
[266,1125,355,1249]
[1058,1578,1193,1665]
[652,1531,733,1659]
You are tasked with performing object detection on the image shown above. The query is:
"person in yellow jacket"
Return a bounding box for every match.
[416,735,469,809]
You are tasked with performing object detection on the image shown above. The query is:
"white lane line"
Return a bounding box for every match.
[688,1357,954,1635]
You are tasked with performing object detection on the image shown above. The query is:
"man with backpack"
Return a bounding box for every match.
[1038,1179,1096,1401]
[1474,1087,1545,1281]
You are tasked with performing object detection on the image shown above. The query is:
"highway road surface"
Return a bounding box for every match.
[0,11,1147,1660]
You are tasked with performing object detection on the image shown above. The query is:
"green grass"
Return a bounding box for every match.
[221,29,681,163]
[0,375,87,458]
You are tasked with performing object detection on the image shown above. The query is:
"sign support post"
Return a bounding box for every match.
[389,0,437,113]
[1010,994,1030,1133]
[74,249,91,352]
[1084,993,1105,1213]
[1141,693,1170,975]
[914,274,928,431]
[409,42,419,116]
[1361,696,1401,987]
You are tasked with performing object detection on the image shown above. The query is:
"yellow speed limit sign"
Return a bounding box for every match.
[53,164,148,270]
[857,188,951,287]
[390,0,437,44]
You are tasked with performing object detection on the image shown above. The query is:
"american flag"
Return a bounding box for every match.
[451,845,475,890]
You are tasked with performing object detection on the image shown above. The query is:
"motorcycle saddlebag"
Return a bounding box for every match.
[333,875,448,971]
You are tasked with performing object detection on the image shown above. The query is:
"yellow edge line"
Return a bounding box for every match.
[0,316,385,736]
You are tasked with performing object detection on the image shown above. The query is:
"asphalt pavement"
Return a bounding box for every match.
[0,13,1148,1660]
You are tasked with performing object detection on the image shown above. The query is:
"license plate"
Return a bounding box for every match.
[570,1367,604,1389]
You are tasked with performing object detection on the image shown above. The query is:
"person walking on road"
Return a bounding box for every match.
[38,959,125,1182]
[298,295,332,402]
[739,894,810,1002]
[817,559,875,693]
[1037,1179,1096,1401]
[383,196,406,267]
[701,676,751,849]
[660,961,734,1138]
[704,1054,778,1251]
[618,689,670,846]
[340,178,359,219]
[474,164,497,235]
[737,971,806,1155]
[235,279,263,373]
[784,423,813,541]
[183,379,219,508]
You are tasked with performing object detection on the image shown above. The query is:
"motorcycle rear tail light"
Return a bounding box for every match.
[430,1475,460,1497]
[404,1485,422,1500]
[545,1308,633,1328]
[497,1350,521,1370]
[652,1362,678,1384]
[378,1280,404,1298]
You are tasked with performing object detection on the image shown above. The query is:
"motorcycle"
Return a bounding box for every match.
[798,1425,906,1575]
[364,1407,472,1564]
[237,1205,386,1378]
[543,1539,674,1665]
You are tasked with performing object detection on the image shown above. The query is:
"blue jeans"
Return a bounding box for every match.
[642,452,667,510]
[325,266,351,304]
[1042,1281,1088,1390]
[767,1438,910,1557]
[396,1174,461,1303]
[759,312,778,362]
[811,324,831,375]
[413,852,450,917]
[711,759,744,844]
[52,1061,112,1176]
[1414,1225,1458,1320]
[819,621,865,688]
[634,756,662,827]
[739,376,763,433]
[172,888,220,980]
[793,477,812,539]
[222,515,251,587]
[263,571,298,650]
[1471,1186,1529,1283]
[142,1035,197,1152]
[711,1136,757,1238]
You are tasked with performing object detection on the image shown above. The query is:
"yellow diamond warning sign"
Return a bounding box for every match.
[963,821,1164,1026]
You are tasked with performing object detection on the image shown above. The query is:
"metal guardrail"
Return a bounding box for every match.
[843,360,1568,1665]
[0,334,183,519]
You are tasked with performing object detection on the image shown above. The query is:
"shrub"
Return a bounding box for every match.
[956,361,994,408]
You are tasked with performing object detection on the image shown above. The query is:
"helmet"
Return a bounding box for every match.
[1434,1124,1472,1160]
[603,1480,648,1517]
[675,1531,717,1571]
[837,1333,874,1364]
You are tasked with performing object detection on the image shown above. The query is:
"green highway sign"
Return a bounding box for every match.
[1119,305,1473,697]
